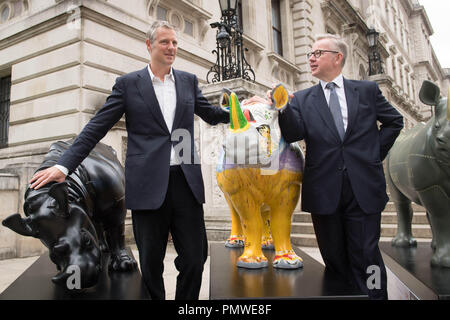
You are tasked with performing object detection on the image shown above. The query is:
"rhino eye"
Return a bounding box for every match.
[80,231,93,248]
[53,241,70,255]
[47,199,57,209]
[434,121,440,129]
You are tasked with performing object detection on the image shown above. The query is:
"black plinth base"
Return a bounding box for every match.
[0,247,149,300]
[380,242,450,300]
[209,243,367,300]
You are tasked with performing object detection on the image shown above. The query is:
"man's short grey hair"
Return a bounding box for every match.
[146,21,176,43]
[315,34,349,68]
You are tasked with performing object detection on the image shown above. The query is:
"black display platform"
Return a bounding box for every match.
[209,243,367,299]
[0,247,149,300]
[380,242,450,300]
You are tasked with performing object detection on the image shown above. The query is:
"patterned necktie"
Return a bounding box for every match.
[326,82,345,141]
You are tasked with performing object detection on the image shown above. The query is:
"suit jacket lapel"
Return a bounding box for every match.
[343,78,359,140]
[172,69,187,131]
[136,67,169,133]
[311,84,341,143]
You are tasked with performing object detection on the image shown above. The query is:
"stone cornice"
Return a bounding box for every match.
[410,4,433,36]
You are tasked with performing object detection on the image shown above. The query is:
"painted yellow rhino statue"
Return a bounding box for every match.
[216,86,305,269]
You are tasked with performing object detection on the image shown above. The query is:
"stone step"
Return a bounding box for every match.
[379,223,432,238]
[291,233,318,247]
[290,221,432,238]
[380,211,429,224]
[206,227,231,242]
[293,210,429,225]
[384,201,425,212]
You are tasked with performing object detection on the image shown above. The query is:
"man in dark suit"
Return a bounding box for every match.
[29,21,229,300]
[251,34,403,299]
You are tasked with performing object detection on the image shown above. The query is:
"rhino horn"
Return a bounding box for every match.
[229,92,250,133]
[220,88,232,109]
[419,80,440,106]
[48,182,69,218]
[2,213,38,237]
[51,270,70,286]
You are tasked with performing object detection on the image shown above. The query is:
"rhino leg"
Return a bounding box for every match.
[231,192,268,268]
[223,194,244,248]
[391,200,417,247]
[267,171,303,269]
[104,223,137,271]
[418,187,450,267]
[260,206,274,250]
[425,212,437,250]
[386,169,417,248]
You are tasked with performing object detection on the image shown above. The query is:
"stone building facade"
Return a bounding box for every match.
[0,0,448,259]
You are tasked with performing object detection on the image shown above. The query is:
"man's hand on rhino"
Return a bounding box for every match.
[242,95,271,106]
[242,84,293,107]
[29,167,66,190]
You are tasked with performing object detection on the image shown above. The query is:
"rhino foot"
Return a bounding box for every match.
[431,248,450,268]
[431,239,437,250]
[261,243,274,250]
[261,237,274,250]
[109,249,138,271]
[273,251,303,269]
[392,234,417,247]
[225,236,244,248]
[236,256,268,269]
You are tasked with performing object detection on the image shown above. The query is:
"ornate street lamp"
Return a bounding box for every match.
[219,0,238,17]
[366,28,384,76]
[207,0,255,83]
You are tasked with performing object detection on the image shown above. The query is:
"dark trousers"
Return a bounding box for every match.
[131,166,208,300]
[311,170,388,300]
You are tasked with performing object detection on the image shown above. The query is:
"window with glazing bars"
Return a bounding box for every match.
[271,0,283,56]
[0,76,11,148]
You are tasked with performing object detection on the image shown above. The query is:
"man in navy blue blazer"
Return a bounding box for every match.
[29,21,229,300]
[252,34,403,299]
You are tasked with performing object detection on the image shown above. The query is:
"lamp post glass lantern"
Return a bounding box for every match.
[366,28,383,76]
[219,0,238,16]
[366,28,379,48]
[207,0,255,83]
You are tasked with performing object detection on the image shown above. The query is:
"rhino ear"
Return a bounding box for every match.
[2,213,37,237]
[419,80,440,106]
[48,182,69,218]
[271,84,289,111]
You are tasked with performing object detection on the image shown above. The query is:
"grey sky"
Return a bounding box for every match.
[419,0,450,68]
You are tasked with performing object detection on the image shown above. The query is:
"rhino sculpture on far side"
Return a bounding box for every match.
[386,80,450,267]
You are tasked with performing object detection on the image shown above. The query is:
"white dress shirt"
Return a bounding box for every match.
[54,64,180,176]
[320,74,348,130]
[147,64,179,165]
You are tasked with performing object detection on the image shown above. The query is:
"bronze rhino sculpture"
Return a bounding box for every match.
[386,80,450,267]
[2,139,137,288]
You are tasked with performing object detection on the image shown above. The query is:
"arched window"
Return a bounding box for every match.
[0,1,28,24]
